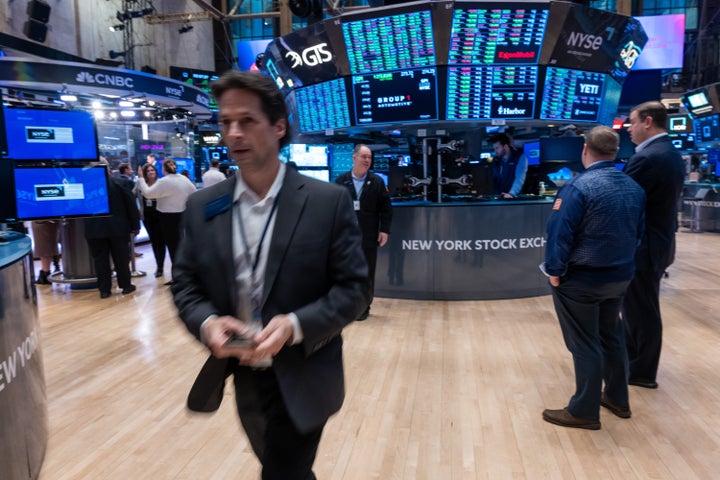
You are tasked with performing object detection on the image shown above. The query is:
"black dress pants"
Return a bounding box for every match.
[159,212,183,265]
[551,277,631,420]
[622,268,664,382]
[87,235,132,293]
[362,245,378,307]
[233,365,323,480]
[142,207,166,271]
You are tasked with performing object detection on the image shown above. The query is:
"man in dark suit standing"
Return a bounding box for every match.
[172,70,367,480]
[623,101,686,389]
[335,144,392,321]
[84,161,140,298]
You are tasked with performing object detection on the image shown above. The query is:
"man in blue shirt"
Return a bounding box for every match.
[490,133,528,198]
[541,126,645,430]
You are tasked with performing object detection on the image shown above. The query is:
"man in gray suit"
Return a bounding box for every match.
[172,70,368,479]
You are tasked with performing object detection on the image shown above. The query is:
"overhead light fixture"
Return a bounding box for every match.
[60,94,77,102]
[178,24,194,34]
[91,100,102,109]
[120,110,136,118]
[109,24,125,32]
[118,100,134,107]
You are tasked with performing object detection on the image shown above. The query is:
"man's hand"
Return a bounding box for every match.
[502,192,514,199]
[203,315,255,359]
[378,232,389,247]
[549,275,561,287]
[137,166,144,179]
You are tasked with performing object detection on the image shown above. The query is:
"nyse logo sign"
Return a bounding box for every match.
[76,71,135,89]
[285,43,332,69]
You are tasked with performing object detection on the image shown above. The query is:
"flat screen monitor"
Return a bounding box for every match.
[522,141,540,166]
[284,144,330,168]
[236,39,272,71]
[342,4,436,75]
[708,150,720,171]
[352,68,439,125]
[298,169,330,182]
[294,78,352,133]
[668,115,693,134]
[448,2,550,66]
[3,108,99,161]
[169,66,220,111]
[263,19,348,90]
[331,143,355,180]
[173,157,195,181]
[13,164,110,221]
[669,133,695,151]
[539,67,620,124]
[694,115,720,145]
[683,89,715,118]
[633,14,685,70]
[446,65,538,120]
[540,136,585,164]
[0,105,7,157]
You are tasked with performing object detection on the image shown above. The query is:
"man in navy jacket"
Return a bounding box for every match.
[542,126,645,430]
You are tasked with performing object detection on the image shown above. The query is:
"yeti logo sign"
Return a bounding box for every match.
[285,43,332,69]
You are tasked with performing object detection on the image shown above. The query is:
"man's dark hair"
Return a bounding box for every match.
[210,159,220,167]
[631,101,668,130]
[211,70,291,148]
[489,133,511,146]
[118,163,131,175]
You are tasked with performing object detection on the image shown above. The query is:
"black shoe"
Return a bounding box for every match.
[628,378,658,389]
[154,270,163,278]
[542,408,601,430]
[36,270,51,285]
[100,291,112,299]
[356,307,370,321]
[121,285,137,295]
[600,393,632,418]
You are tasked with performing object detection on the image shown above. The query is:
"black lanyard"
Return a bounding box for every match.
[237,190,281,294]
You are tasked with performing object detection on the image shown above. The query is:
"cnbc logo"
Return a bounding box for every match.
[75,71,135,89]
[497,106,527,116]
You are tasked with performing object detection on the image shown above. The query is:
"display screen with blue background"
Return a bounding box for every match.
[3,108,99,161]
[13,165,110,220]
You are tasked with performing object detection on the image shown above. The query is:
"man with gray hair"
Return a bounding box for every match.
[541,126,646,430]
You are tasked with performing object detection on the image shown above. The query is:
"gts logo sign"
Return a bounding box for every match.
[285,43,332,68]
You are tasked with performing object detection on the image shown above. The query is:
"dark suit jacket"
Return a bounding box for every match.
[624,135,685,272]
[172,167,368,433]
[335,171,392,249]
[84,176,140,239]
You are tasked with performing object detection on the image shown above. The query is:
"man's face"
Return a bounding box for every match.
[146,155,155,164]
[353,146,372,175]
[493,142,508,158]
[627,110,648,146]
[218,88,286,172]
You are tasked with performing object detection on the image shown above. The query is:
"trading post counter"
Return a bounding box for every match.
[0,234,47,480]
[376,198,554,300]
[681,183,720,233]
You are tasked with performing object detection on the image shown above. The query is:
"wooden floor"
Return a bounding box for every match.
[35,229,720,480]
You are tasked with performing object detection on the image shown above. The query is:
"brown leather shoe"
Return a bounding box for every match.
[542,408,601,430]
[600,393,632,418]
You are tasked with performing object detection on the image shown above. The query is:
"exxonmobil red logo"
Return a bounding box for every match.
[498,51,536,61]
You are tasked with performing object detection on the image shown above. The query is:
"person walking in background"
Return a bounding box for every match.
[172,70,367,479]
[85,161,140,298]
[541,126,646,430]
[31,220,60,285]
[202,158,226,188]
[489,133,528,198]
[135,163,167,278]
[335,144,392,321]
[622,101,686,389]
[136,158,196,280]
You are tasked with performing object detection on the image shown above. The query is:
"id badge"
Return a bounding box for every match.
[353,200,360,211]
[145,199,153,207]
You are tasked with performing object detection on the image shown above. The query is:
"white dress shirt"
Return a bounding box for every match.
[202,168,226,188]
[136,174,197,213]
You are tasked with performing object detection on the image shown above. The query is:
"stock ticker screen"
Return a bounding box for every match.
[448,2,549,65]
[295,78,352,133]
[342,9,436,75]
[446,65,538,120]
[539,68,608,123]
[352,68,439,125]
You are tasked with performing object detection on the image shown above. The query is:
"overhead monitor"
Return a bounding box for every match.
[522,140,540,165]
[169,66,220,111]
[694,114,720,145]
[539,67,621,124]
[283,144,330,168]
[668,115,693,134]
[13,164,110,221]
[294,78,353,133]
[633,14,685,70]
[236,38,272,71]
[342,3,436,75]
[173,157,195,181]
[539,2,647,83]
[352,68,439,125]
[263,19,349,91]
[446,65,538,120]
[448,2,550,65]
[682,89,715,118]
[3,108,99,161]
[540,136,585,164]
